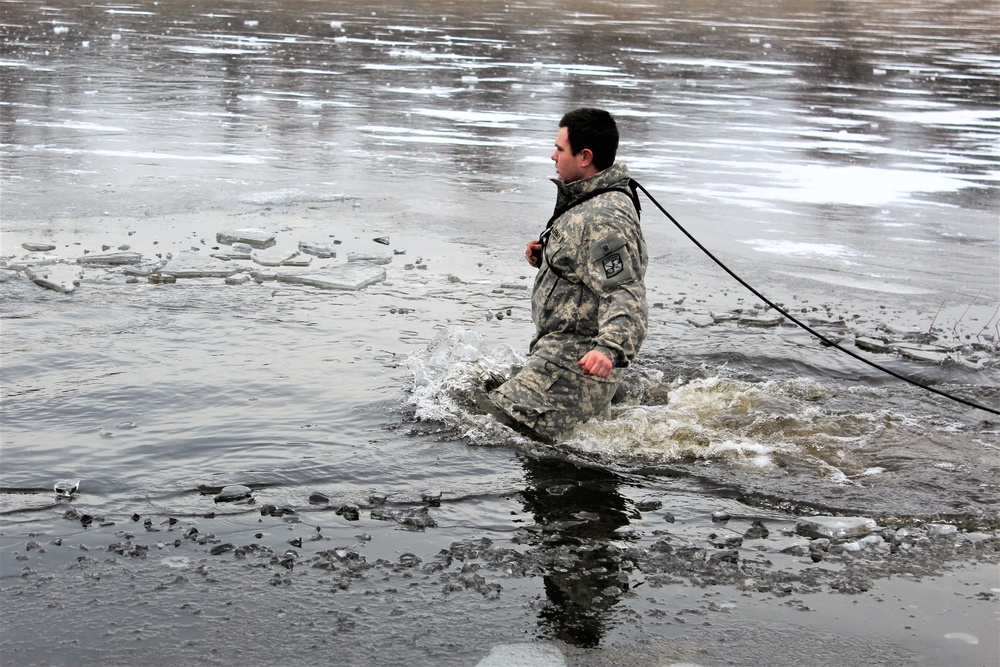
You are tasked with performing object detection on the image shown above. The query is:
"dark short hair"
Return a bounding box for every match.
[559,108,619,171]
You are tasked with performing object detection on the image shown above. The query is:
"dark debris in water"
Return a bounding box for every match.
[14,494,992,606]
[4,495,995,665]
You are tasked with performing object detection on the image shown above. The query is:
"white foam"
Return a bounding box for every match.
[362,63,449,72]
[883,99,955,110]
[476,642,565,667]
[406,327,525,431]
[161,556,191,569]
[539,63,621,76]
[742,239,857,259]
[563,377,810,466]
[296,98,356,109]
[724,164,975,207]
[406,332,895,479]
[41,147,271,165]
[169,45,266,55]
[776,271,935,295]
[383,86,466,97]
[286,68,343,76]
[409,108,531,127]
[387,48,486,62]
[359,125,509,147]
[841,108,1000,128]
[655,56,799,76]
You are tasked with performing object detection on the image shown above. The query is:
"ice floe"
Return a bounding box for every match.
[76,251,144,266]
[277,262,386,290]
[216,228,277,249]
[161,250,242,278]
[796,516,877,539]
[24,265,82,293]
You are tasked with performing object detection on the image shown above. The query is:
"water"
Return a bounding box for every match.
[1,1,998,665]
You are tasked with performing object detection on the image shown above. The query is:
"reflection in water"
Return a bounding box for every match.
[2,0,997,213]
[518,455,630,647]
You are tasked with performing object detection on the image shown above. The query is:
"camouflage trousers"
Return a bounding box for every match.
[488,355,621,442]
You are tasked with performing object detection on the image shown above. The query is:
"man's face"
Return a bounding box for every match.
[551,126,589,183]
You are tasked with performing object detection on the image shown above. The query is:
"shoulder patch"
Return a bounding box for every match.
[602,253,624,279]
[589,232,635,289]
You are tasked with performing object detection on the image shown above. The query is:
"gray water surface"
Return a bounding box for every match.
[2,1,998,665]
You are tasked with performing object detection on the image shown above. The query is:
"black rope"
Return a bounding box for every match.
[631,180,1000,417]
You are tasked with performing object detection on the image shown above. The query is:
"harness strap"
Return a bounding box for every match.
[538,179,641,247]
[538,179,642,284]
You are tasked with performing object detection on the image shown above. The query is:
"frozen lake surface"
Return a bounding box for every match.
[1,1,998,665]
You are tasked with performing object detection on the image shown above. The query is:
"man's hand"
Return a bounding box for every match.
[526,240,543,268]
[578,350,613,378]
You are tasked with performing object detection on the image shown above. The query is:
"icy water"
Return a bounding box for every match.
[1,1,999,665]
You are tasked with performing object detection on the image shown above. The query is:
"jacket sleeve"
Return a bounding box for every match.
[580,196,648,366]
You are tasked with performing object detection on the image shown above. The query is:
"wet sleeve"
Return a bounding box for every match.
[582,212,647,366]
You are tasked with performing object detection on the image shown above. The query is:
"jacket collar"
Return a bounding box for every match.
[551,162,631,211]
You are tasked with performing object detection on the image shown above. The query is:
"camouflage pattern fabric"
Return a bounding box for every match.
[489,355,620,442]
[490,162,648,441]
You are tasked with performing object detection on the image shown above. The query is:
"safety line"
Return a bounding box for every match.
[631,180,1000,416]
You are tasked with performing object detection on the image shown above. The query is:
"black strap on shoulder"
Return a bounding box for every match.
[538,180,641,248]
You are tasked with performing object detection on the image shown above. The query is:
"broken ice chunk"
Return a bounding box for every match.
[346,252,392,265]
[216,228,276,249]
[855,336,890,354]
[476,642,565,667]
[22,242,57,252]
[252,247,301,267]
[148,273,177,284]
[215,485,253,502]
[211,249,252,261]
[281,254,312,267]
[298,241,337,259]
[370,506,436,530]
[336,504,360,521]
[276,262,386,290]
[25,265,83,293]
[54,479,80,498]
[927,523,958,537]
[123,260,169,277]
[161,250,241,278]
[892,343,951,364]
[76,252,143,266]
[739,311,784,327]
[687,314,715,328]
[796,516,877,539]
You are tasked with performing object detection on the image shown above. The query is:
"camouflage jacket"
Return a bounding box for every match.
[530,162,648,373]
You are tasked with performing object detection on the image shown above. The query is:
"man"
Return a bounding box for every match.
[490,108,648,442]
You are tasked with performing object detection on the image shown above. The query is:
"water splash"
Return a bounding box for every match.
[405,327,527,443]
[562,375,883,475]
[405,328,896,482]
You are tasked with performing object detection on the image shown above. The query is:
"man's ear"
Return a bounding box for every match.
[579,148,594,166]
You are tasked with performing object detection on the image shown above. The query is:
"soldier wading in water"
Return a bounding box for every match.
[489,108,648,442]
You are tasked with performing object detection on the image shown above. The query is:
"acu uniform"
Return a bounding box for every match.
[490,162,648,441]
